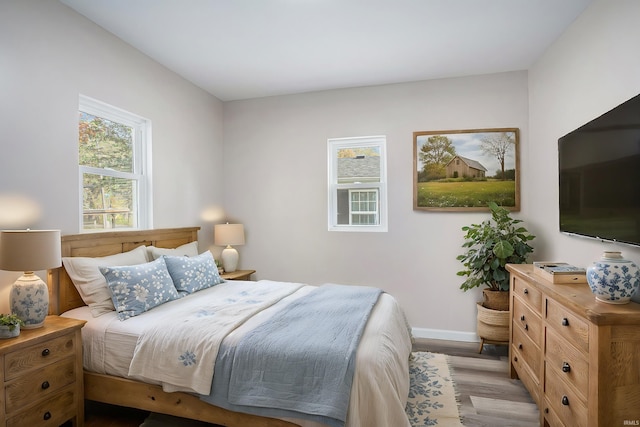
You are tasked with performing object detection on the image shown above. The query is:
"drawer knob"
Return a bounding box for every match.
[514,356,518,362]
[562,318,569,327]
[520,315,525,321]
[518,343,523,350]
[562,395,569,406]
[545,408,549,414]
[43,411,52,420]
[42,348,50,357]
[562,362,571,373]
[523,289,529,295]
[41,381,50,390]
[524,324,529,331]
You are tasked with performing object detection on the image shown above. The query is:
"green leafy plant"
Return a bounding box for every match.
[457,202,535,291]
[0,314,24,331]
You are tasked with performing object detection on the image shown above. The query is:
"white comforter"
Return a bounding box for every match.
[63,280,413,427]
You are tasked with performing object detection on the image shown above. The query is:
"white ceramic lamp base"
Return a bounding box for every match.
[10,273,49,329]
[221,245,239,273]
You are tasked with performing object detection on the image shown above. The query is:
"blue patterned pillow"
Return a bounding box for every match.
[99,257,180,320]
[163,250,224,295]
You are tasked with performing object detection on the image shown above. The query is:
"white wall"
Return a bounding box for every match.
[223,72,529,338]
[527,0,640,274]
[224,0,640,339]
[0,1,225,313]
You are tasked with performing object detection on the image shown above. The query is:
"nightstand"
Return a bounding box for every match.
[221,269,256,281]
[0,315,86,427]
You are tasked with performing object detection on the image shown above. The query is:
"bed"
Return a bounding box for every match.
[48,227,413,427]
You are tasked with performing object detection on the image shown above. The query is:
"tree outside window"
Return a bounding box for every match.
[78,96,151,231]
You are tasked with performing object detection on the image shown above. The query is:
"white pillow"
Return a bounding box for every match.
[62,245,149,317]
[148,241,199,260]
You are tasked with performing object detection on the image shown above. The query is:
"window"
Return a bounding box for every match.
[328,136,387,232]
[78,95,152,231]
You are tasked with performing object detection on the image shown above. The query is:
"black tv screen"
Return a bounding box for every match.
[559,93,640,247]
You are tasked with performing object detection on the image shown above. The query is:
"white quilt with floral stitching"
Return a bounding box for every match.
[127,280,304,394]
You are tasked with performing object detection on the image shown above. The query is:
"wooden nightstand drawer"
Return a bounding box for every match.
[4,357,76,414]
[546,327,588,401]
[6,386,75,427]
[512,276,542,313]
[546,299,589,353]
[4,333,75,380]
[512,296,542,344]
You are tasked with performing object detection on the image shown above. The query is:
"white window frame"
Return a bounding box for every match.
[327,136,388,232]
[78,95,152,232]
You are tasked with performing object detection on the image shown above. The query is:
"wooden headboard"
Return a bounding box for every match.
[47,227,200,315]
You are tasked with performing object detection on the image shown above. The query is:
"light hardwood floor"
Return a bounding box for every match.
[414,338,539,427]
[79,339,539,427]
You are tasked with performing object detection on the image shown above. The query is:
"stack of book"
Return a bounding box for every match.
[533,262,587,284]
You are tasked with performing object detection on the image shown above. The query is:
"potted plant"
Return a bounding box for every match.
[456,202,535,351]
[0,314,24,339]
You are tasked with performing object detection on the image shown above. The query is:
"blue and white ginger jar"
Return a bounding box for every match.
[10,278,49,328]
[587,251,640,304]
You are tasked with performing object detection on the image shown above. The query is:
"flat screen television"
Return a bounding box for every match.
[559,93,640,247]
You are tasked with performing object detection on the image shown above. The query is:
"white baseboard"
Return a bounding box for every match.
[411,327,479,343]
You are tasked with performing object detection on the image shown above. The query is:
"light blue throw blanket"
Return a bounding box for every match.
[201,284,382,427]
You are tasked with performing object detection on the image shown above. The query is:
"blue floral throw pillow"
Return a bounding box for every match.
[99,257,180,320]
[163,250,224,295]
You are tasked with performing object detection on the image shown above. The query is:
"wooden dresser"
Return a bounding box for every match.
[0,316,85,427]
[507,264,640,427]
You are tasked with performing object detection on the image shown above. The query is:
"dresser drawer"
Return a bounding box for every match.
[543,398,566,427]
[4,357,76,414]
[512,296,543,344]
[511,347,540,405]
[512,321,541,376]
[545,299,589,353]
[545,368,588,427]
[4,333,75,380]
[6,386,75,427]
[546,327,588,402]
[512,276,542,313]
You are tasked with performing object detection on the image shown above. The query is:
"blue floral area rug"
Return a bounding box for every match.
[406,351,464,427]
[141,351,462,427]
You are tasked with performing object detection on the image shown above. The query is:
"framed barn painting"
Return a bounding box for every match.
[413,128,520,212]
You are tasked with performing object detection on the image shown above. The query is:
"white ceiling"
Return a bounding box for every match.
[59,0,593,101]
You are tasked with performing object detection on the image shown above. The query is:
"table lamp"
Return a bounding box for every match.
[214,223,245,273]
[0,230,61,328]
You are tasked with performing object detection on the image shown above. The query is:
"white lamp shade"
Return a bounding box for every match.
[0,230,61,272]
[0,230,61,329]
[214,223,245,246]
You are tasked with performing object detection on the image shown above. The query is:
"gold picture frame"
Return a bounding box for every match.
[413,128,520,212]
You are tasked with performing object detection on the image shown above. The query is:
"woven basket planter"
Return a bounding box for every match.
[476,302,510,342]
[482,289,510,311]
